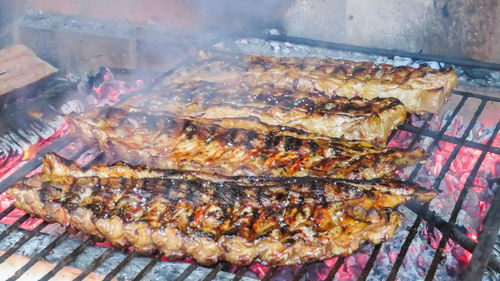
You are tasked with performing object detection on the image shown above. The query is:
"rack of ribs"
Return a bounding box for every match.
[65,107,426,180]
[8,153,436,266]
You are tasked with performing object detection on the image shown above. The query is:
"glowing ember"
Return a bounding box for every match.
[0,122,69,180]
[0,75,497,281]
[90,68,144,106]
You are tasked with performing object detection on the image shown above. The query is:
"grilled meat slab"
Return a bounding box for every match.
[162,52,457,114]
[8,153,436,265]
[124,81,407,145]
[66,107,426,180]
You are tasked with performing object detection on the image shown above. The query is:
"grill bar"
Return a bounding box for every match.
[0,205,15,220]
[358,244,382,281]
[132,252,162,281]
[386,214,423,281]
[385,93,470,280]
[6,231,70,281]
[0,213,31,241]
[232,265,249,281]
[425,120,500,281]
[73,247,114,281]
[263,34,500,71]
[453,90,500,102]
[462,179,500,280]
[291,264,309,281]
[404,201,500,272]
[400,124,500,155]
[324,257,345,281]
[203,263,225,281]
[103,249,139,281]
[407,94,468,180]
[38,238,93,281]
[174,263,198,281]
[0,91,496,281]
[0,221,47,264]
[0,47,498,281]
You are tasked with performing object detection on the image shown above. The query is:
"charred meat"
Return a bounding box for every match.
[8,153,436,265]
[124,81,407,145]
[65,107,426,180]
[162,51,457,114]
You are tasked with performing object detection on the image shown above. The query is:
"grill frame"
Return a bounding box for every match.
[0,37,499,281]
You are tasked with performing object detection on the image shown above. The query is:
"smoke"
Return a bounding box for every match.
[195,0,287,34]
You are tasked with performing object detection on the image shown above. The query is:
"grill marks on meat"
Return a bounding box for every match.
[162,52,457,114]
[8,154,436,265]
[123,81,407,145]
[65,107,426,180]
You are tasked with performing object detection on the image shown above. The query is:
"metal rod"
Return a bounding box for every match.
[399,126,500,156]
[6,231,70,281]
[291,263,310,281]
[463,179,500,280]
[132,252,162,281]
[38,238,93,281]
[407,95,468,179]
[431,99,487,189]
[202,263,224,281]
[174,263,198,281]
[0,213,31,241]
[358,244,382,281]
[73,247,114,281]
[0,205,15,221]
[405,114,435,149]
[0,221,47,264]
[385,93,468,280]
[453,90,500,103]
[262,34,500,71]
[102,249,138,281]
[324,257,345,281]
[425,120,499,280]
[231,266,249,281]
[386,214,423,281]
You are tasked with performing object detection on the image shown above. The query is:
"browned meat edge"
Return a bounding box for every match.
[8,153,436,265]
[65,107,427,180]
[162,51,457,114]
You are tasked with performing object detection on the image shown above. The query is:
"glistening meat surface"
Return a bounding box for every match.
[162,51,457,114]
[66,107,426,180]
[8,154,436,265]
[124,81,407,145]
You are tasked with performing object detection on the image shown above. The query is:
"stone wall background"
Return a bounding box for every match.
[1,0,499,64]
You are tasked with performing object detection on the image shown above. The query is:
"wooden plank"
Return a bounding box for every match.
[0,44,57,96]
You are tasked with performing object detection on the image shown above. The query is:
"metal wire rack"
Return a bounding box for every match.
[0,41,499,281]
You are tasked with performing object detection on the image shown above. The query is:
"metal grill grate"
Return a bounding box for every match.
[0,45,499,281]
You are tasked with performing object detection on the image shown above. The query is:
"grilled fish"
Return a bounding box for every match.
[123,81,407,145]
[162,51,457,114]
[66,107,426,180]
[8,153,436,265]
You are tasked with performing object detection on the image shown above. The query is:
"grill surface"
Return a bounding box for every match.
[0,36,499,281]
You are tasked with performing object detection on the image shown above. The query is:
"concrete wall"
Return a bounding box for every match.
[282,0,500,63]
[2,0,499,64]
